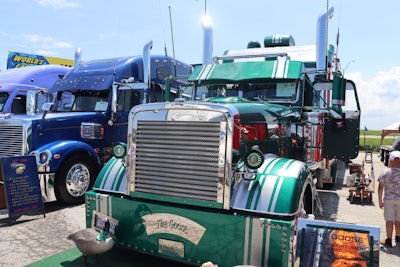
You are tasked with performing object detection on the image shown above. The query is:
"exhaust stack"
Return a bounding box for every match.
[202,16,213,64]
[74,48,82,67]
[143,40,153,104]
[316,5,334,72]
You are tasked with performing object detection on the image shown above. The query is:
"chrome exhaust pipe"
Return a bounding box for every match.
[316,5,334,72]
[202,16,213,65]
[142,40,153,103]
[74,48,82,67]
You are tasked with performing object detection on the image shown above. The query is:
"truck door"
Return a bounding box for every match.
[112,85,145,142]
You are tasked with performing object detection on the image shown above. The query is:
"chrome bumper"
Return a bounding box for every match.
[38,173,57,202]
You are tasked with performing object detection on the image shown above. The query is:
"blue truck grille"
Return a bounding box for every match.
[0,125,23,157]
[133,120,224,203]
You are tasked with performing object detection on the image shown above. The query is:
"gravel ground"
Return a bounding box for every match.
[0,151,399,267]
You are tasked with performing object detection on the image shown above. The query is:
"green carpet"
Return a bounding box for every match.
[25,246,191,267]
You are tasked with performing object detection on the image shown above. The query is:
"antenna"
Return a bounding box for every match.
[168,6,177,76]
[168,6,176,60]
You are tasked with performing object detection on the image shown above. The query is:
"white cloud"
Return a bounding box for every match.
[36,0,80,9]
[20,33,73,48]
[21,34,46,43]
[346,66,400,130]
[53,41,73,48]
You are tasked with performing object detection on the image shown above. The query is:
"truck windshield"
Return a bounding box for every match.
[187,81,299,103]
[52,90,110,112]
[0,93,9,112]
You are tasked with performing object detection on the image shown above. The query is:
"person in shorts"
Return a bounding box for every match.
[378,150,400,248]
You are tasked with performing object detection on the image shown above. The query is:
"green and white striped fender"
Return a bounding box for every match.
[93,157,127,194]
[231,155,309,215]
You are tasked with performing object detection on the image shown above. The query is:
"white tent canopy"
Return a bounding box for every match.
[381,122,400,143]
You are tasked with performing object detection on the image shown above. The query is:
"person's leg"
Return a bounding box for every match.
[395,221,400,244]
[381,221,394,247]
[382,200,396,247]
[394,199,400,244]
[386,220,394,239]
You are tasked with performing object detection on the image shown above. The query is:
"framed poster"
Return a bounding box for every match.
[297,218,379,267]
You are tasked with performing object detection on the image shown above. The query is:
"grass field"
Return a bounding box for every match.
[359,130,399,151]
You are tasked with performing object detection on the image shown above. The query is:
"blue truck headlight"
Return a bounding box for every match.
[39,152,49,164]
[37,150,52,165]
[30,149,52,166]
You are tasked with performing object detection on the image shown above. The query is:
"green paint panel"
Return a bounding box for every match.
[130,191,223,209]
[274,177,301,213]
[93,157,127,193]
[85,191,296,267]
[189,60,303,84]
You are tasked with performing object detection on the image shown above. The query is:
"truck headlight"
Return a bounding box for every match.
[38,150,52,165]
[112,142,127,158]
[244,146,264,169]
[30,149,52,165]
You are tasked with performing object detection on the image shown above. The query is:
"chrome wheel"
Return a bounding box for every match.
[65,163,91,197]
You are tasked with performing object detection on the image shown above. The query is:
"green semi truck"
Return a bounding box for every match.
[85,6,361,267]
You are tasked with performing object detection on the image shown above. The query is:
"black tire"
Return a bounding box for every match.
[55,154,97,205]
[302,185,313,215]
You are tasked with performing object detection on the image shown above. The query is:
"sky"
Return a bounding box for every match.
[1,0,399,131]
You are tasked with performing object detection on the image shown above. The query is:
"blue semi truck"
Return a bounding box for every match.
[0,64,71,115]
[0,42,192,205]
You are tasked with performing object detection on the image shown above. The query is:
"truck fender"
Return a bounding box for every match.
[231,156,313,216]
[93,157,127,194]
[30,140,101,172]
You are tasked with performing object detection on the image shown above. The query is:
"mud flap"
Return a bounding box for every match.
[314,188,323,215]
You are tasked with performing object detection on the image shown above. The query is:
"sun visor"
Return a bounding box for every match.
[50,74,115,92]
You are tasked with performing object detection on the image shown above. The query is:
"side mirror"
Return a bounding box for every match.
[42,102,54,112]
[313,76,354,116]
[332,76,346,106]
[109,83,118,126]
[41,102,54,120]
[26,91,36,115]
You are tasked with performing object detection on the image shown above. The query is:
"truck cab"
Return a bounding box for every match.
[0,42,192,205]
[0,65,71,115]
[183,58,360,166]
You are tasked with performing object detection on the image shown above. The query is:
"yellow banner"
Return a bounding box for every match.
[7,51,74,69]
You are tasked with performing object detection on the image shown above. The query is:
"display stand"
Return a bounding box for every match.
[0,156,45,225]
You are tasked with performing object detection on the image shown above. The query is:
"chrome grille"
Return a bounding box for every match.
[134,120,223,202]
[0,125,23,157]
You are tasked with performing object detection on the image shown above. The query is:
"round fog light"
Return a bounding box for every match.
[244,148,264,169]
[113,143,127,158]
